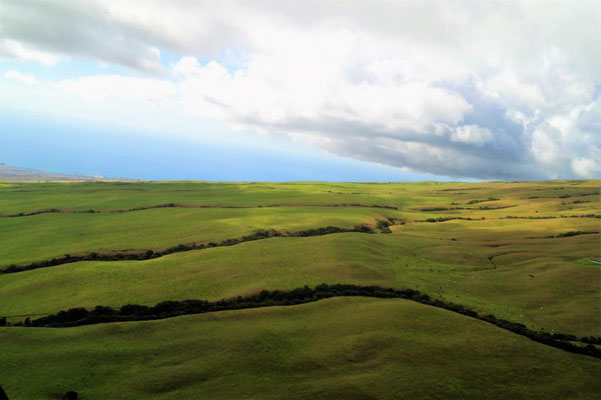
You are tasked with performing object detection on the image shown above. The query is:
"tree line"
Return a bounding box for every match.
[418,217,486,223]
[501,214,601,219]
[1,225,378,274]
[8,283,600,359]
[526,231,599,239]
[2,202,399,218]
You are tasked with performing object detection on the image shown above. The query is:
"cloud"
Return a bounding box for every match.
[450,125,493,146]
[52,75,174,102]
[0,0,162,71]
[3,69,39,85]
[2,0,600,179]
[0,39,62,66]
[572,158,600,178]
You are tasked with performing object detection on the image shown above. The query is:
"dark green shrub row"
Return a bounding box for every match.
[1,226,375,274]
[375,219,393,233]
[3,202,399,218]
[418,205,509,211]
[467,197,499,204]
[6,208,63,217]
[580,336,601,345]
[119,203,180,212]
[117,203,245,212]
[502,214,601,219]
[18,283,601,359]
[440,188,481,191]
[419,207,465,211]
[563,200,590,205]
[369,204,398,210]
[418,217,485,223]
[559,192,597,199]
[5,208,101,217]
[259,203,398,210]
[290,226,351,237]
[547,231,598,238]
[4,200,403,220]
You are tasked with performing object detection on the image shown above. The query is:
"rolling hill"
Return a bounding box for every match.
[0,180,599,399]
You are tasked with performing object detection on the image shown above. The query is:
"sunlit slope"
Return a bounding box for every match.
[0,206,396,265]
[0,180,599,399]
[0,180,598,215]
[0,181,404,213]
[2,297,600,400]
[0,180,597,267]
[2,226,599,336]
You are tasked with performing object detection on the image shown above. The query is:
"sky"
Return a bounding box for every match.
[1,0,599,181]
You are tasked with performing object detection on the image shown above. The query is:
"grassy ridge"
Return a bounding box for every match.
[0,223,380,273]
[0,181,407,213]
[1,298,600,400]
[1,180,598,215]
[2,230,599,336]
[0,180,599,399]
[20,283,601,359]
[0,206,393,265]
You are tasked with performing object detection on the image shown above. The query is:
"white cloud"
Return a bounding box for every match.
[572,158,600,178]
[451,125,493,146]
[52,75,174,102]
[0,1,162,71]
[0,39,63,66]
[480,70,546,112]
[172,55,472,134]
[3,69,39,85]
[2,0,600,179]
[531,126,561,166]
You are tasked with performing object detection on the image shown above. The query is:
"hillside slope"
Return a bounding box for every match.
[2,298,600,400]
[0,164,107,181]
[0,180,599,399]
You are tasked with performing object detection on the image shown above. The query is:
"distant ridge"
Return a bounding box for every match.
[0,164,128,182]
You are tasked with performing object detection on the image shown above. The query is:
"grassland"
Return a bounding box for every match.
[0,206,389,265]
[0,180,599,399]
[3,298,601,400]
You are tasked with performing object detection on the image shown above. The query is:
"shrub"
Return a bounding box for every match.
[27,284,601,359]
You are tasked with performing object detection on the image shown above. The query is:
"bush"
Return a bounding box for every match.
[63,391,78,400]
[353,224,374,233]
[376,219,393,233]
[27,283,601,359]
[2,223,382,275]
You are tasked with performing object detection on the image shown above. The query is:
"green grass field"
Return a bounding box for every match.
[1,180,599,399]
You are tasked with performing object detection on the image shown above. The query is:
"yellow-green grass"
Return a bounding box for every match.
[1,297,600,400]
[2,229,599,336]
[0,206,397,265]
[0,181,404,213]
[1,180,599,399]
[1,180,597,266]
[1,180,598,216]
